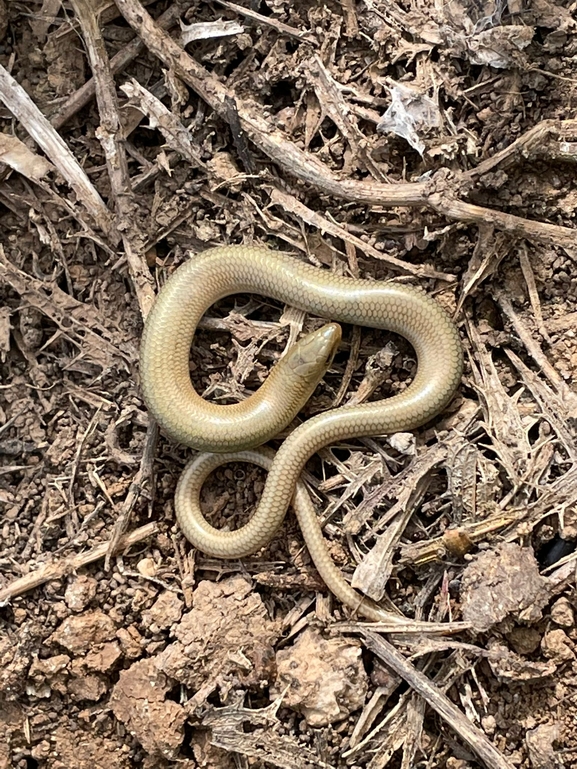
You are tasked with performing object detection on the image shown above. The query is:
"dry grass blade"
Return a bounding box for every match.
[71,0,156,318]
[359,631,517,769]
[304,54,387,180]
[104,420,159,568]
[518,243,550,343]
[466,315,531,489]
[497,290,577,414]
[215,0,315,41]
[0,64,113,237]
[456,226,509,313]
[504,347,577,463]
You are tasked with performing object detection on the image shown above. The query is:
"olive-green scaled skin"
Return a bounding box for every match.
[141,245,463,623]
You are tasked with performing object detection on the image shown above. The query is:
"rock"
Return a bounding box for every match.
[27,653,70,698]
[142,590,184,631]
[526,722,563,769]
[155,577,278,694]
[271,628,368,726]
[29,654,70,679]
[136,557,157,577]
[507,626,542,656]
[50,611,116,655]
[541,629,575,663]
[68,674,107,702]
[487,641,556,682]
[116,626,143,659]
[64,575,97,612]
[49,725,131,769]
[460,543,550,631]
[84,641,122,673]
[110,658,186,758]
[550,597,574,628]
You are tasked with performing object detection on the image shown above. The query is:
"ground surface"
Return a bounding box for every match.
[1,1,577,768]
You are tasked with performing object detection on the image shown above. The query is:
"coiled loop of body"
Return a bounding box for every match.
[140,246,463,623]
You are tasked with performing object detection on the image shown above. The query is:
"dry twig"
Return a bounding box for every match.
[50,5,180,129]
[72,0,156,318]
[268,186,453,281]
[0,245,132,366]
[215,0,315,42]
[115,0,576,255]
[105,421,159,569]
[0,64,113,237]
[359,630,517,769]
[0,522,159,604]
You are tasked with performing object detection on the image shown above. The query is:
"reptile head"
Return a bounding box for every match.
[285,323,342,380]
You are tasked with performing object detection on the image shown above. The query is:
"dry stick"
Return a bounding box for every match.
[72,1,158,562]
[0,63,113,237]
[214,0,314,42]
[503,347,577,462]
[72,0,155,318]
[463,118,577,181]
[0,522,159,604]
[30,0,63,41]
[19,493,50,563]
[427,192,576,255]
[268,186,454,281]
[104,421,159,571]
[360,630,517,769]
[398,512,519,567]
[114,0,425,209]
[50,4,180,129]
[496,290,577,412]
[224,94,257,174]
[0,245,131,363]
[114,0,576,254]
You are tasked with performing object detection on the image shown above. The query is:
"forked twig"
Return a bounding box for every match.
[114,0,576,255]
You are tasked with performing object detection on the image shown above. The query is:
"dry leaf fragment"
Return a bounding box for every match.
[526,722,564,769]
[180,18,243,45]
[120,79,205,169]
[0,133,54,182]
[466,26,534,68]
